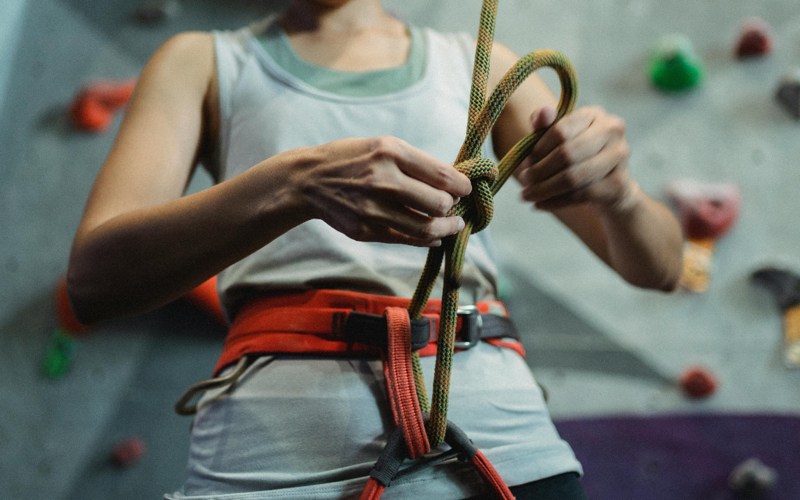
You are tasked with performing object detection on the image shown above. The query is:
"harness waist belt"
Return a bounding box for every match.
[215,289,523,375]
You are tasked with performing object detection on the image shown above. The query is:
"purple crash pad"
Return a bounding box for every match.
[554,414,800,500]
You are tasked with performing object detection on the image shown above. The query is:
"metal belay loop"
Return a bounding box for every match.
[451,157,498,234]
[406,0,579,448]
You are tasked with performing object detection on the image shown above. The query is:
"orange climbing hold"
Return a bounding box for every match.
[69,79,136,133]
[183,276,226,326]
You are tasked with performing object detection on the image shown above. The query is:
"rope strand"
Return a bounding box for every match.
[407,0,578,447]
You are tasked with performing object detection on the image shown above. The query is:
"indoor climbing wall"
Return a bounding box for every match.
[1,0,798,499]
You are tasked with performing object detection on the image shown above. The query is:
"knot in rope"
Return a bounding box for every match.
[451,157,498,233]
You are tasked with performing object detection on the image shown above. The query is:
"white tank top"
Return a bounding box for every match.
[213,18,500,320]
[167,21,582,500]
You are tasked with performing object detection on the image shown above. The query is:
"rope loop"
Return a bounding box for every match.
[452,157,498,233]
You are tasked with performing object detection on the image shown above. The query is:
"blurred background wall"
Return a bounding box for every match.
[1,0,798,498]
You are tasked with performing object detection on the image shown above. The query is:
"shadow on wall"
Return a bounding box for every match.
[0,284,226,500]
[501,262,672,384]
[59,0,291,64]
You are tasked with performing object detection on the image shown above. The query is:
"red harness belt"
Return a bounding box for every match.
[215,289,524,376]
[212,289,521,499]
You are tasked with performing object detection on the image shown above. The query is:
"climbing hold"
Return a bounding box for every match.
[183,276,226,326]
[648,34,704,92]
[667,180,741,241]
[43,278,88,380]
[679,366,717,399]
[42,328,78,380]
[133,0,180,24]
[752,267,800,367]
[775,69,800,120]
[735,17,774,59]
[69,79,135,133]
[752,268,800,310]
[111,436,146,467]
[55,276,89,336]
[728,457,778,498]
[666,179,741,292]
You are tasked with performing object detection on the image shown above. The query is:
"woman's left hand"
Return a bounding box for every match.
[517,105,635,214]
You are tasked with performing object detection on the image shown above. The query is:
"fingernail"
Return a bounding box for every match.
[457,217,465,231]
[454,197,460,205]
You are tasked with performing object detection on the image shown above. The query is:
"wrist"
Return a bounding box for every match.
[595,179,644,220]
[251,146,316,228]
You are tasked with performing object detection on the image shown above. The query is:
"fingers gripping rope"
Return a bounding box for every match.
[408,0,578,447]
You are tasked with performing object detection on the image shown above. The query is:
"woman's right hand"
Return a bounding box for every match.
[67,32,470,324]
[290,136,472,247]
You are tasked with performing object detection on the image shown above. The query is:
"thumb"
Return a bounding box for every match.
[530,105,557,130]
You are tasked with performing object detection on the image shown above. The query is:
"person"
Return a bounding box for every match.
[66,0,684,498]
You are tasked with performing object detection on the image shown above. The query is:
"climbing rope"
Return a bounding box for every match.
[407,0,579,447]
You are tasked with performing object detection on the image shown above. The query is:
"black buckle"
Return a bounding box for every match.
[342,311,433,351]
[453,305,482,350]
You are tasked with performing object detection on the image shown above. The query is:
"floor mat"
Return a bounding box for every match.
[555,414,800,500]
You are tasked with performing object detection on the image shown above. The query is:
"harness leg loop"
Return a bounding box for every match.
[382,306,430,459]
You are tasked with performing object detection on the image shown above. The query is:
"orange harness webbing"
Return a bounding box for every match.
[210,289,521,499]
[214,289,524,376]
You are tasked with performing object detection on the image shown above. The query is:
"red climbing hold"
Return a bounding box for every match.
[680,367,717,399]
[735,17,774,58]
[666,179,741,240]
[776,70,800,120]
[111,436,146,467]
[69,79,136,133]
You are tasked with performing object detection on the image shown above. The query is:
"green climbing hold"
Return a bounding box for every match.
[43,328,78,380]
[648,34,704,92]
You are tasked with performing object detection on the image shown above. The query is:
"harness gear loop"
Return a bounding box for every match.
[406,0,578,448]
[174,355,254,416]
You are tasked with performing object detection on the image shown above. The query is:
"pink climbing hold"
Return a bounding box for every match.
[111,436,146,467]
[776,69,800,120]
[667,180,741,292]
[735,17,774,58]
[679,366,717,399]
[666,179,741,240]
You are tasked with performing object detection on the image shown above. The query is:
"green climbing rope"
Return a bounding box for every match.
[407,0,579,447]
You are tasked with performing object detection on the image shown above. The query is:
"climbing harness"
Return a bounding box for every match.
[175,0,577,497]
[174,289,523,415]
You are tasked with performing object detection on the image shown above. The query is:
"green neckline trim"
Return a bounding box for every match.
[257,22,427,98]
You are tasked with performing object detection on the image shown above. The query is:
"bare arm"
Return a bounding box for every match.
[489,42,683,291]
[67,33,472,325]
